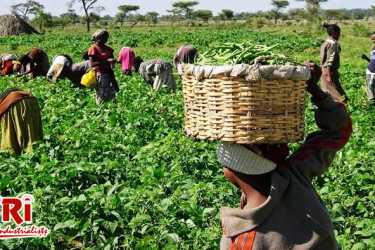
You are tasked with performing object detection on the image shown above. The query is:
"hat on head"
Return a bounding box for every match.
[217,142,277,175]
[50,64,65,82]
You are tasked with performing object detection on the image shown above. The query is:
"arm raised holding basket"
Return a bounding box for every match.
[218,62,352,250]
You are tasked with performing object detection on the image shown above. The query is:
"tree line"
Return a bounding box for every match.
[9,0,375,32]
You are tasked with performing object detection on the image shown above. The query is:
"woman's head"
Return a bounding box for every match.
[18,54,30,65]
[91,29,109,45]
[132,56,144,72]
[323,23,341,40]
[218,142,288,195]
[371,32,375,44]
[12,61,22,72]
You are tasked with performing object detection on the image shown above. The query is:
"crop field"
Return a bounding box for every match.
[0,24,374,249]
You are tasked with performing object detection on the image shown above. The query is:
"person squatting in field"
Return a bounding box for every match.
[0,53,22,75]
[46,54,73,82]
[132,56,177,91]
[360,31,375,104]
[0,89,43,155]
[118,47,135,76]
[173,45,197,69]
[18,47,50,79]
[218,62,352,249]
[320,23,348,103]
[88,29,119,105]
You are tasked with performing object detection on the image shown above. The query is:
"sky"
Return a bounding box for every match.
[0,0,371,17]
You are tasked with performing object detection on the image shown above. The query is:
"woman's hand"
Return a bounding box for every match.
[303,61,322,89]
[361,54,370,62]
[303,61,327,102]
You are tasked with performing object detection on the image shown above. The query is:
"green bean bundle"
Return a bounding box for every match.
[196,41,292,65]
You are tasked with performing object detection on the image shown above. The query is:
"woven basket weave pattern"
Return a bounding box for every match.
[182,71,307,144]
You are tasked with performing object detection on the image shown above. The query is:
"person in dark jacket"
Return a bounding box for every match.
[218,62,352,249]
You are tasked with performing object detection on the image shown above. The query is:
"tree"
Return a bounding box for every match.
[60,9,80,26]
[132,14,145,27]
[270,0,289,24]
[323,9,343,23]
[68,0,102,32]
[115,5,140,26]
[166,8,182,25]
[172,1,199,20]
[219,9,234,24]
[193,10,212,23]
[145,12,159,26]
[31,10,53,31]
[114,13,125,26]
[11,0,44,20]
[287,8,306,20]
[93,6,105,16]
[296,0,328,20]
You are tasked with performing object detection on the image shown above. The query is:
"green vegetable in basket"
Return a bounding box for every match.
[196,41,293,65]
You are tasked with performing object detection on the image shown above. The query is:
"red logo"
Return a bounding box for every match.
[0,194,49,238]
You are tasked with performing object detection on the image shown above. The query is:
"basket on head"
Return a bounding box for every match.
[180,64,311,144]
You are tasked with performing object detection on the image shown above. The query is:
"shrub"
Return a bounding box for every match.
[353,23,371,37]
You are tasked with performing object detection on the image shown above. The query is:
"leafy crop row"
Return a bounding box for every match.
[0,27,374,249]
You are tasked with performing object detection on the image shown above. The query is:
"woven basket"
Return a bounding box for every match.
[180,64,311,144]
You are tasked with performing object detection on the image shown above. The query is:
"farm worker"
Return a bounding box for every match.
[0,53,22,75]
[132,56,177,91]
[46,54,73,82]
[18,47,50,79]
[88,29,119,105]
[360,31,375,104]
[0,89,43,155]
[320,23,348,103]
[63,52,90,88]
[173,45,197,68]
[118,47,135,76]
[218,62,352,249]
[66,60,91,88]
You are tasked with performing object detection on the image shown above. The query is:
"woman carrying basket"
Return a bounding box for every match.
[218,62,352,249]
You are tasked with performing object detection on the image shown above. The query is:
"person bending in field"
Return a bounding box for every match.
[320,23,348,103]
[18,47,50,79]
[118,47,135,76]
[173,45,197,69]
[0,53,22,75]
[88,29,119,105]
[0,89,43,155]
[132,56,177,91]
[46,54,73,82]
[218,62,352,249]
[65,52,91,88]
[360,31,375,104]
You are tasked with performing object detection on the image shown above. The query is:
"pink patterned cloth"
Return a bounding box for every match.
[118,47,135,74]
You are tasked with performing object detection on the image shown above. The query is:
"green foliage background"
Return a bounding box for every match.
[0,25,374,249]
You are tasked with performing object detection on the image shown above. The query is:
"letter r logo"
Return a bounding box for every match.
[0,195,35,225]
